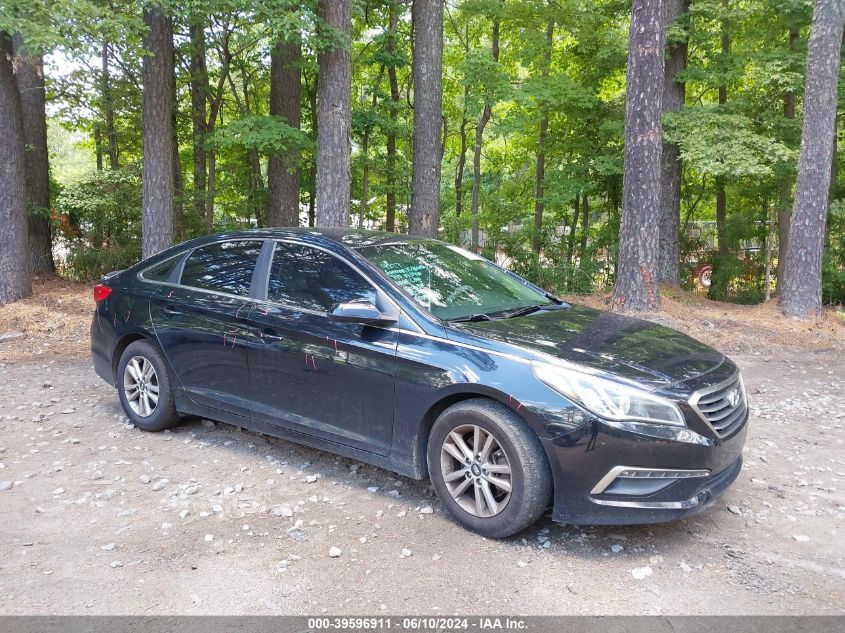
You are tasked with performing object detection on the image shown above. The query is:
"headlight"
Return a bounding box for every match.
[532,362,685,426]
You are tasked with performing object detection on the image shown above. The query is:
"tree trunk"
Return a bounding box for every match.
[579,193,590,261]
[203,30,232,233]
[308,75,317,228]
[775,25,799,296]
[315,0,352,228]
[470,108,490,250]
[13,35,54,274]
[611,0,665,311]
[455,116,468,217]
[245,72,266,226]
[470,15,500,250]
[780,0,845,318]
[764,196,776,301]
[189,21,208,229]
[267,36,302,227]
[359,67,384,229]
[102,41,119,169]
[248,145,264,225]
[532,16,554,252]
[207,146,217,231]
[95,125,103,171]
[171,63,184,240]
[228,65,266,227]
[141,8,175,258]
[657,0,687,285]
[715,179,727,254]
[360,131,371,229]
[567,193,580,265]
[0,31,31,304]
[409,0,444,238]
[715,0,729,258]
[385,0,401,232]
[709,0,730,299]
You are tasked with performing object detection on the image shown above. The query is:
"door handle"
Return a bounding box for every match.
[262,328,285,342]
[162,305,182,316]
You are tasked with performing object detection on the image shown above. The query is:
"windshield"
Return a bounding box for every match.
[357,240,554,321]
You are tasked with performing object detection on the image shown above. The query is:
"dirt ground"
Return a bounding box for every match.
[1,279,844,615]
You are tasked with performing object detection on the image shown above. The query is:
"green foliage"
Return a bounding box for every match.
[664,107,795,180]
[33,0,842,314]
[212,114,312,156]
[823,200,845,306]
[707,253,765,304]
[483,226,610,296]
[55,169,142,281]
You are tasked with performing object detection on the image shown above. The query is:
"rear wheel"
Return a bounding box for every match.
[427,399,552,538]
[117,340,179,432]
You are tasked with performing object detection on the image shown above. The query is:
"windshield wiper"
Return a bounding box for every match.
[503,303,569,319]
[449,313,492,323]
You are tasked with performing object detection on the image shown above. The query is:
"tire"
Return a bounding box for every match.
[427,398,552,538]
[116,339,180,432]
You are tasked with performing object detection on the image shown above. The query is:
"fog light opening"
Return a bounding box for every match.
[591,466,711,496]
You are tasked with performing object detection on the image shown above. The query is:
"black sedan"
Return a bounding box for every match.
[91,229,748,537]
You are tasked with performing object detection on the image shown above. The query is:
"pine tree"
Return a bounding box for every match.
[611,0,666,311]
[141,6,175,257]
[0,31,31,304]
[409,0,444,238]
[780,0,845,318]
[315,0,352,228]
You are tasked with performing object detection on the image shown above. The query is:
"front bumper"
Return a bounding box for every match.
[543,413,747,525]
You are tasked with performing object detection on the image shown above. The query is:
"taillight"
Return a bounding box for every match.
[93,284,113,303]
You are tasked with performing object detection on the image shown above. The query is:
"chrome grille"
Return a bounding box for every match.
[690,373,747,437]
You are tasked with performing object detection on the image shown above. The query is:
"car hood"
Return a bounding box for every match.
[448,304,725,386]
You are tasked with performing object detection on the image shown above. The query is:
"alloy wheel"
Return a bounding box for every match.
[123,355,159,417]
[440,424,513,518]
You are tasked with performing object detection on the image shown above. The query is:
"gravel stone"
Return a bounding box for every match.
[632,566,653,580]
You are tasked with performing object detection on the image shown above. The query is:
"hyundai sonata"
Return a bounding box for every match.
[91,229,747,537]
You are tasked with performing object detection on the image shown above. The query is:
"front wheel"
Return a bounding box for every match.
[117,340,180,432]
[427,399,552,538]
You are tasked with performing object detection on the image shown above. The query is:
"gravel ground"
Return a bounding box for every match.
[0,351,843,615]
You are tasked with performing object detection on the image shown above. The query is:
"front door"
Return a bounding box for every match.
[246,241,398,455]
[151,239,263,417]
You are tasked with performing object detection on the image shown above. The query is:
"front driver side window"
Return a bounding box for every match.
[267,242,376,312]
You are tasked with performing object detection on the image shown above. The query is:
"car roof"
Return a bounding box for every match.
[200,228,429,250]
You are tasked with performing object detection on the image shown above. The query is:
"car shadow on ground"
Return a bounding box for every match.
[116,406,708,562]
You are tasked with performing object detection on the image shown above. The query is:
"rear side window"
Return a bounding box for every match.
[267,242,375,312]
[180,240,263,296]
[142,255,180,282]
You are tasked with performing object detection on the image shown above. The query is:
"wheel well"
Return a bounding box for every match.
[111,333,148,381]
[414,393,499,478]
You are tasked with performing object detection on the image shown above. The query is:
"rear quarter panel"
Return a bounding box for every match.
[91,271,161,384]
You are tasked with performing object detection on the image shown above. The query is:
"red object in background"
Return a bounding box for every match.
[93,284,113,303]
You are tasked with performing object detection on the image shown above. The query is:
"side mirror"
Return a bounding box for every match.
[328,298,397,325]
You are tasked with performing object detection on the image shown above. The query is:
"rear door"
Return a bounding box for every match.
[151,239,263,417]
[245,241,398,455]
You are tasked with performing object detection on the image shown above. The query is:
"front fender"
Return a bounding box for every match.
[388,330,594,478]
